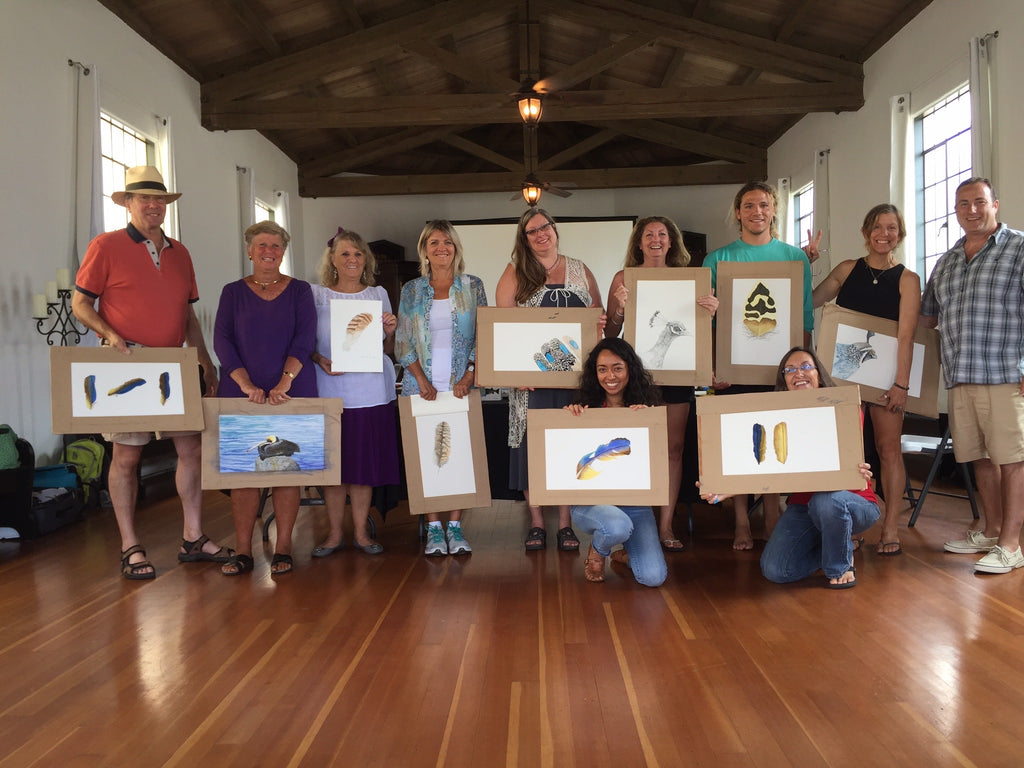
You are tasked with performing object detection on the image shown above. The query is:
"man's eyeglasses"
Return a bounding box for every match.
[782,362,816,375]
[525,222,553,238]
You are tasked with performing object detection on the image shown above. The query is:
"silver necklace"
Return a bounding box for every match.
[864,258,894,285]
[541,254,561,274]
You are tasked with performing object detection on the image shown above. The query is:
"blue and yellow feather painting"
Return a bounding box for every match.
[218,414,326,473]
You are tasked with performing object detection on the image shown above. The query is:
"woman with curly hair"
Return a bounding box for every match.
[564,337,667,586]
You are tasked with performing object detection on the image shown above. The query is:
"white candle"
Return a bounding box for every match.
[45,281,58,303]
[56,268,71,290]
[32,294,48,318]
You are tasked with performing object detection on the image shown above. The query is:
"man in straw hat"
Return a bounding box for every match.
[73,166,231,580]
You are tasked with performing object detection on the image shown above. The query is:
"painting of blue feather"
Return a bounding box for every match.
[831,323,925,396]
[218,414,326,473]
[544,427,651,490]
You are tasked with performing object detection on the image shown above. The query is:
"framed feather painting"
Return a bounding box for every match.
[696,385,865,495]
[200,397,343,490]
[715,261,804,386]
[398,389,491,515]
[816,304,941,418]
[50,346,205,434]
[622,267,714,386]
[526,406,669,506]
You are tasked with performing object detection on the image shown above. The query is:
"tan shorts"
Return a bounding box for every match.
[948,383,1024,464]
[103,430,199,447]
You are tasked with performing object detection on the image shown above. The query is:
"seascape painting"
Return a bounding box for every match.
[218,413,326,473]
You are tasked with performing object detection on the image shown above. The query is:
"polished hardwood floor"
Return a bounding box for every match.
[2,462,1023,768]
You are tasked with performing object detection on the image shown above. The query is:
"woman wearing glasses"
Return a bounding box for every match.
[495,209,604,552]
[699,347,879,588]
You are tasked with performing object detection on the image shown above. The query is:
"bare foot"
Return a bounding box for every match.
[732,532,753,551]
[827,568,857,587]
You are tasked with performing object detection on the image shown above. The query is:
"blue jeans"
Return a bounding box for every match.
[760,491,880,582]
[570,504,667,587]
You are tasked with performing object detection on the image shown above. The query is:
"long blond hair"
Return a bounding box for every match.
[317,229,377,287]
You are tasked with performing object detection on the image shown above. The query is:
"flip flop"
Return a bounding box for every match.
[826,565,857,589]
[661,538,685,552]
[877,541,903,556]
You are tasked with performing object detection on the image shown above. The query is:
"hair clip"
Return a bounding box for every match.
[327,226,346,249]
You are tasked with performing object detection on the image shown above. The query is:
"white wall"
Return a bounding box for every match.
[768,0,1022,281]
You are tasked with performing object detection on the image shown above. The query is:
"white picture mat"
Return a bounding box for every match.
[633,280,697,370]
[720,406,840,476]
[70,361,186,417]
[833,323,925,398]
[544,426,652,490]
[413,410,477,498]
[329,298,382,372]
[491,322,583,372]
[730,277,793,366]
[409,390,470,417]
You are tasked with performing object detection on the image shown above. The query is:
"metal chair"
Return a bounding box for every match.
[903,426,980,527]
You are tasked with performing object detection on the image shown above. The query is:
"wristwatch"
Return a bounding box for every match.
[282,370,296,378]
[467,363,475,372]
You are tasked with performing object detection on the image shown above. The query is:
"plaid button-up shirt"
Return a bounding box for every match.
[922,223,1024,389]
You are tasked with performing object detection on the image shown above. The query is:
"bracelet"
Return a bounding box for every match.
[893,382,909,391]
[283,370,296,379]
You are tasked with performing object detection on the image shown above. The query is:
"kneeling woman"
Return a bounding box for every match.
[701,347,879,588]
[564,338,667,587]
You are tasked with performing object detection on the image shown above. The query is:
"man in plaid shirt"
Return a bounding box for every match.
[921,177,1024,574]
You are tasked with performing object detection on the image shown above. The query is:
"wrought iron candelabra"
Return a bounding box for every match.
[33,287,85,346]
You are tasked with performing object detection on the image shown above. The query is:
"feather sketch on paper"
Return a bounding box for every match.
[342,313,373,350]
[84,375,97,409]
[752,423,767,464]
[742,282,777,337]
[108,377,146,396]
[576,437,631,480]
[774,422,788,463]
[159,372,171,405]
[434,421,451,467]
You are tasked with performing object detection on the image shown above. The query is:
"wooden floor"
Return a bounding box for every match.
[2,465,1023,768]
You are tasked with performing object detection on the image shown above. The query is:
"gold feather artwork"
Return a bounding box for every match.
[742,281,777,337]
[434,421,451,467]
[773,422,788,463]
[342,312,373,350]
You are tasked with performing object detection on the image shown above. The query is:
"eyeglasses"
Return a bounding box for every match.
[782,362,816,375]
[525,222,553,238]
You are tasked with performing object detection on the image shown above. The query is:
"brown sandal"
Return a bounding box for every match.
[584,546,605,582]
[121,544,156,580]
[178,534,235,563]
[609,549,630,567]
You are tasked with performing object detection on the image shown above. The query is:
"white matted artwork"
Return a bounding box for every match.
[492,322,583,371]
[816,304,941,418]
[716,261,803,386]
[696,384,864,495]
[398,390,491,515]
[622,267,713,386]
[329,298,382,372]
[50,346,204,434]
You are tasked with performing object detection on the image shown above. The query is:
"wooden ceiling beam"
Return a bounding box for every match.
[94,0,203,81]
[299,162,766,197]
[538,129,619,171]
[401,40,520,92]
[587,120,764,165]
[535,0,863,83]
[215,0,282,57]
[202,0,506,100]
[203,81,863,130]
[442,135,523,171]
[299,126,466,178]
[534,32,657,93]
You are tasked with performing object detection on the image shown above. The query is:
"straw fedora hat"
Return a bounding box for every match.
[111,166,182,206]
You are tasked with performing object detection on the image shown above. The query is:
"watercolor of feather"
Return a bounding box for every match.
[752,423,767,464]
[342,312,374,350]
[742,282,777,337]
[434,421,451,467]
[84,375,97,409]
[159,372,171,405]
[576,437,631,480]
[108,377,146,396]
[773,422,788,463]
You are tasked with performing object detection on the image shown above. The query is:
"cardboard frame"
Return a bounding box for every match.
[398,389,491,515]
[622,266,713,386]
[816,304,941,418]
[476,307,602,388]
[50,346,204,434]
[696,385,865,495]
[715,261,804,386]
[526,406,669,506]
[201,397,343,490]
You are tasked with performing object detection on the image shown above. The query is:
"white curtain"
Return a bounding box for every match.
[889,93,913,266]
[776,176,791,245]
[970,33,997,190]
[155,115,179,239]
[812,148,831,284]
[237,166,255,277]
[72,61,102,270]
[274,190,293,276]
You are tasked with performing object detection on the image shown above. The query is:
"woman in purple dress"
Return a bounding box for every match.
[214,221,317,575]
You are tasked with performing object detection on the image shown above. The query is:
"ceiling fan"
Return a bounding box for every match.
[511,173,576,205]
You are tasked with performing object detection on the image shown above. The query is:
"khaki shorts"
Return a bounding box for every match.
[948,383,1024,464]
[103,430,199,447]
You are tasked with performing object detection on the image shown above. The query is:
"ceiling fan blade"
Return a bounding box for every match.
[546,185,573,198]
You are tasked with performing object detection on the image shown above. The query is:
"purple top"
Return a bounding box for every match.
[214,278,318,397]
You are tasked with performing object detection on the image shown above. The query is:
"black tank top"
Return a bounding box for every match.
[836,258,904,322]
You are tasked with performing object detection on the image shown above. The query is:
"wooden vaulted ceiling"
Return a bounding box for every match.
[97,0,934,198]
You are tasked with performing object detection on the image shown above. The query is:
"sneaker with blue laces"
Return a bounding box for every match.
[424,525,448,556]
[446,525,472,555]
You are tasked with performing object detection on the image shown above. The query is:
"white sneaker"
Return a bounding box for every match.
[974,545,1024,574]
[446,525,472,555]
[943,529,998,554]
[424,525,447,556]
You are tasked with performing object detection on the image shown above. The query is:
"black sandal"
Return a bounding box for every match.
[121,544,156,580]
[271,553,293,575]
[221,554,255,576]
[178,534,235,563]
[524,527,547,551]
[557,527,580,551]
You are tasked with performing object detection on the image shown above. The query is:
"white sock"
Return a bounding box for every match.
[447,521,462,530]
[428,521,443,530]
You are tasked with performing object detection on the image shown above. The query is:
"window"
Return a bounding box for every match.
[100,112,156,232]
[255,198,275,223]
[791,184,814,248]
[915,84,971,280]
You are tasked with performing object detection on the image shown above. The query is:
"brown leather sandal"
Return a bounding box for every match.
[584,546,605,582]
[121,544,156,581]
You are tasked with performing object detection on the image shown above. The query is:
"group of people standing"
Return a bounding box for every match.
[73,166,1024,589]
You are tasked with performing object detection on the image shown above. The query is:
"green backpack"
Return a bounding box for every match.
[62,438,106,503]
[0,424,19,470]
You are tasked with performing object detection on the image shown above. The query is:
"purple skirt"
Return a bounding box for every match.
[340,401,400,486]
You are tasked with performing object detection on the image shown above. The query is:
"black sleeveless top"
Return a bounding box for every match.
[836,258,904,322]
